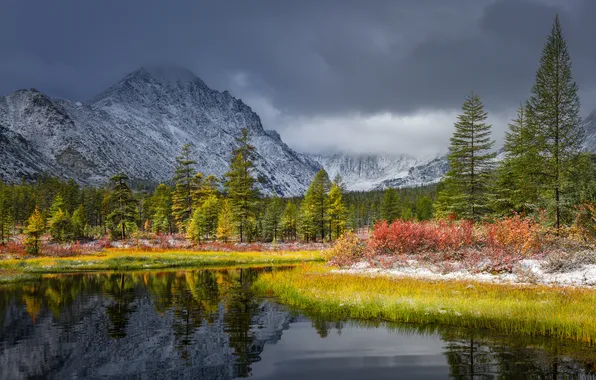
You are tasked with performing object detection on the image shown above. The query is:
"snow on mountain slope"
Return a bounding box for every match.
[0,67,321,196]
[310,154,447,191]
[583,110,596,153]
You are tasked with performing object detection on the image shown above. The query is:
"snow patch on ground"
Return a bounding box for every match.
[337,259,596,288]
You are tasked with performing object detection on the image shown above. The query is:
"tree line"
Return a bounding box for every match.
[1,125,439,252]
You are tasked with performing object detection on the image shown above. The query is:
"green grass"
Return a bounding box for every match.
[254,263,596,344]
[0,249,323,275]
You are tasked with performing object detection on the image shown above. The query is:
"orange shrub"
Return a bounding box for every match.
[484,215,543,256]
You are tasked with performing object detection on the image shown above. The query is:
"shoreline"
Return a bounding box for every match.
[0,249,324,279]
[254,263,596,344]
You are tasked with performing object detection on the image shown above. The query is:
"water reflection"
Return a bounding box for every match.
[0,268,595,379]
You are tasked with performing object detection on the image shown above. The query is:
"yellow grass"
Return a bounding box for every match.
[0,249,323,275]
[254,263,596,344]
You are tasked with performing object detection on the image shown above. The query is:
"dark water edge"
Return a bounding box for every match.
[0,267,594,379]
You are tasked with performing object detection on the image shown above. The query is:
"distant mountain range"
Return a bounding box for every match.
[1,66,595,195]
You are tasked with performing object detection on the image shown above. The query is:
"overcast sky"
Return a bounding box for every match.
[1,0,595,157]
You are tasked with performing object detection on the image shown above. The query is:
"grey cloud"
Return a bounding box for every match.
[0,0,594,155]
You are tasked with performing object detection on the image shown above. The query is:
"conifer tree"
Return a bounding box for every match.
[151,184,173,234]
[263,197,284,242]
[0,186,12,244]
[328,183,347,239]
[224,128,259,242]
[188,194,220,242]
[48,195,71,242]
[25,207,45,255]
[171,144,197,232]
[380,188,401,222]
[280,201,298,241]
[105,173,137,240]
[298,201,317,241]
[71,204,87,240]
[436,93,495,221]
[216,199,235,242]
[302,169,331,241]
[526,15,583,231]
[416,196,434,221]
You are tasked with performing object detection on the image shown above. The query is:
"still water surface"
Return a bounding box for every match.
[0,268,595,379]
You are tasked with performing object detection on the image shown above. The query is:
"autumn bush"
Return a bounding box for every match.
[326,216,551,273]
[325,232,366,267]
[368,219,475,255]
[484,214,543,256]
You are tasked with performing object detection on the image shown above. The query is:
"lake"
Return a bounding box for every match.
[0,267,595,379]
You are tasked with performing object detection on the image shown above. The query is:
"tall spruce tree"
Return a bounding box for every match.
[526,15,583,231]
[106,173,137,240]
[224,128,259,242]
[172,144,197,232]
[436,93,495,221]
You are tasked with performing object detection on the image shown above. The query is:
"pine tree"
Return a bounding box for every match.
[380,188,401,222]
[171,144,198,232]
[526,15,583,231]
[436,93,496,221]
[224,128,259,242]
[280,201,298,241]
[105,173,137,240]
[328,183,347,239]
[188,194,220,242]
[25,206,45,255]
[216,199,235,242]
[151,184,173,234]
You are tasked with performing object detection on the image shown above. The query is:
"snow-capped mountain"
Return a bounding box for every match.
[310,154,448,191]
[0,66,321,196]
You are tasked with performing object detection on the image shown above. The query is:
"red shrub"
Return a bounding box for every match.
[368,219,476,255]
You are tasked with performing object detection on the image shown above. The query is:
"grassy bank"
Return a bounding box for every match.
[0,249,323,275]
[254,264,596,344]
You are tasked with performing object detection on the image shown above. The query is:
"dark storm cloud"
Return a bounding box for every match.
[0,0,593,155]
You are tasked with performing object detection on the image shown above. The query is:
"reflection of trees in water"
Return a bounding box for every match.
[301,316,596,378]
[223,268,261,378]
[2,271,596,378]
[104,273,137,339]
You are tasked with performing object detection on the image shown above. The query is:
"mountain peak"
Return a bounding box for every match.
[142,65,198,84]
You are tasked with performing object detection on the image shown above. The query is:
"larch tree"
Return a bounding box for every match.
[216,198,235,242]
[224,128,259,242]
[172,144,198,232]
[25,206,45,255]
[302,169,331,241]
[328,182,347,240]
[436,93,495,221]
[526,15,583,231]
